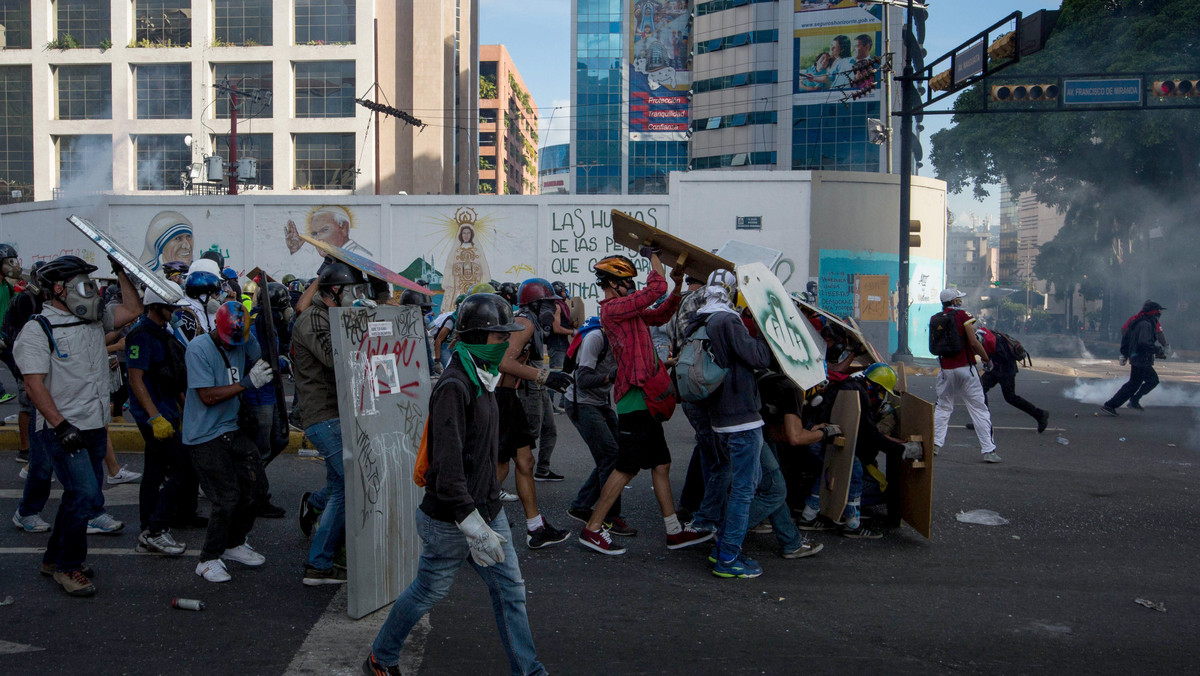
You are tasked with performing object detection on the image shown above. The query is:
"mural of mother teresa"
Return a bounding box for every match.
[139,210,194,272]
[284,205,373,257]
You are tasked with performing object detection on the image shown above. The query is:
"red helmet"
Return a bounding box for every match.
[214,301,251,347]
[517,278,559,306]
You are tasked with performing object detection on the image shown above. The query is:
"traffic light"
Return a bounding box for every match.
[988,32,1017,60]
[1153,80,1198,97]
[990,84,1059,102]
[909,220,922,248]
[929,69,953,92]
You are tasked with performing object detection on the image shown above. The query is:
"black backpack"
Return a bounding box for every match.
[993,330,1032,367]
[928,310,964,357]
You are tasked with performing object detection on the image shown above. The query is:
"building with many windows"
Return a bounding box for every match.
[478,44,538,195]
[0,0,477,201]
[538,143,570,194]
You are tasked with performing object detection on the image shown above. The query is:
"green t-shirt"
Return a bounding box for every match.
[616,387,647,415]
[0,282,11,326]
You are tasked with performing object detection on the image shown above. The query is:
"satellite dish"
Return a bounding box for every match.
[183,134,193,147]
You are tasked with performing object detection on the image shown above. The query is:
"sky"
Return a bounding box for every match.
[480,0,1060,223]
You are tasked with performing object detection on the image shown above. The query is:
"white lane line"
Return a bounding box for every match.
[0,639,45,655]
[0,547,199,557]
[283,586,429,676]
[0,484,141,506]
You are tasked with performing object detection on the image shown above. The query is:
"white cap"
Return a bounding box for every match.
[188,258,220,276]
[939,288,966,304]
[144,279,189,307]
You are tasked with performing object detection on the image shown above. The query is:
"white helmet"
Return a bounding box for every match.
[144,279,189,308]
[187,258,221,277]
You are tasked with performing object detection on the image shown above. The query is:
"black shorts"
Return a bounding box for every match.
[615,409,672,475]
[497,387,536,462]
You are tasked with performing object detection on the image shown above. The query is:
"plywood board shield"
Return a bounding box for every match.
[738,262,826,391]
[819,393,861,521]
[330,305,432,619]
[300,234,435,295]
[897,392,935,539]
[854,274,890,322]
[793,294,884,366]
[611,210,733,282]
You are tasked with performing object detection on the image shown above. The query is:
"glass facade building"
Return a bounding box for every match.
[572,0,624,194]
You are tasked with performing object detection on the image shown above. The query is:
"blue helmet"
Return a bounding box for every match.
[184,270,221,299]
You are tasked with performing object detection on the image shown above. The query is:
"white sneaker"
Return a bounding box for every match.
[196,558,232,583]
[221,542,266,567]
[18,465,54,482]
[982,451,1002,464]
[107,466,142,485]
[499,489,520,502]
[12,511,52,533]
[86,513,125,534]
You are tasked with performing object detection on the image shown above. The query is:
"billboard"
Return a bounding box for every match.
[796,0,873,11]
[793,5,883,104]
[629,0,691,138]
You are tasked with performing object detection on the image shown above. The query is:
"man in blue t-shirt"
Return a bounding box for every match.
[184,301,275,583]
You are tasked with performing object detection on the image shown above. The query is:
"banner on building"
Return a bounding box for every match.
[793,5,882,104]
[629,0,691,137]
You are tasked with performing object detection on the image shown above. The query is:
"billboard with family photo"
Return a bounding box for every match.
[793,5,883,104]
[629,0,691,137]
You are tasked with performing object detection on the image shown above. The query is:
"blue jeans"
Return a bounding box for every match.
[566,402,621,519]
[747,442,802,553]
[372,509,547,675]
[714,427,764,562]
[305,419,345,570]
[42,427,108,572]
[684,403,728,532]
[18,414,54,517]
[804,449,865,528]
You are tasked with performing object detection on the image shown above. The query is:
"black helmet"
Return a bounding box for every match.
[1142,300,1165,314]
[399,288,433,310]
[266,282,291,310]
[37,255,98,286]
[369,277,392,301]
[551,281,568,299]
[200,249,225,269]
[456,293,523,335]
[318,261,365,288]
[0,243,17,260]
[497,282,519,306]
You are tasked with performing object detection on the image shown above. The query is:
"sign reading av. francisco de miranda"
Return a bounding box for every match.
[1063,78,1142,105]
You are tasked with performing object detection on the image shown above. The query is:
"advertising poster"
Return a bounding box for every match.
[629,0,691,138]
[796,0,873,11]
[793,5,883,104]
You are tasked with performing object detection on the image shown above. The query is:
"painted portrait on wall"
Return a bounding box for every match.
[139,210,194,272]
[284,205,373,258]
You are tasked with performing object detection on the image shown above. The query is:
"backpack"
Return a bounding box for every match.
[672,320,728,403]
[928,310,964,357]
[562,320,605,376]
[125,320,190,397]
[993,330,1032,367]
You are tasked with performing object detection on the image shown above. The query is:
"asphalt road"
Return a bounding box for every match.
[2,368,1199,675]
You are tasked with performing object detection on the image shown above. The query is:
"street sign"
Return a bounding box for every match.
[735,216,762,230]
[953,41,986,85]
[1063,78,1142,105]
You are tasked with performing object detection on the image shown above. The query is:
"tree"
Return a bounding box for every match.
[479,75,497,100]
[931,0,1200,337]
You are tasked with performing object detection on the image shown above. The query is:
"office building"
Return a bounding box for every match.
[946,226,991,289]
[538,142,570,194]
[0,0,477,201]
[478,44,538,195]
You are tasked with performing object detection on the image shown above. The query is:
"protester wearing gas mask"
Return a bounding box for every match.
[13,255,142,597]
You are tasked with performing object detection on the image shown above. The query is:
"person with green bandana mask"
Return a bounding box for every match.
[364,293,548,676]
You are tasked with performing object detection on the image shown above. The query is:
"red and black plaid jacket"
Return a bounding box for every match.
[598,270,680,401]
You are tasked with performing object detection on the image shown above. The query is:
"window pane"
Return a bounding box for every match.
[56,0,110,48]
[57,65,111,120]
[134,0,190,46]
[0,66,33,196]
[213,133,273,188]
[215,0,272,46]
[295,0,355,45]
[58,135,112,192]
[294,133,355,189]
[136,64,191,119]
[213,63,273,118]
[0,1,32,49]
[135,134,190,190]
[294,61,355,118]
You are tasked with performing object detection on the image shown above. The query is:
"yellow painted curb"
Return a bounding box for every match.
[0,422,312,454]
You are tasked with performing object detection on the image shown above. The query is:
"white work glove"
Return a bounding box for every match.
[247,359,274,389]
[821,424,842,440]
[903,441,924,461]
[457,509,507,567]
[352,298,378,309]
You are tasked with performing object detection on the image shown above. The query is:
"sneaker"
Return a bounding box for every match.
[665,524,714,550]
[934,445,941,456]
[1099,405,1119,417]
[41,562,93,578]
[841,524,883,539]
[982,451,1002,464]
[533,469,564,482]
[566,506,591,524]
[749,521,774,534]
[221,542,266,567]
[106,465,142,485]
[603,515,638,537]
[797,515,838,532]
[0,393,15,404]
[362,652,402,676]
[303,565,347,586]
[255,498,286,519]
[499,489,520,502]
[1037,411,1050,433]
[782,538,825,559]
[1127,401,1144,411]
[15,450,28,463]
[298,492,319,536]
[196,559,232,583]
[527,521,570,549]
[136,529,186,556]
[712,553,763,579]
[86,513,124,535]
[13,511,51,533]
[579,527,626,555]
[53,569,96,596]
[17,465,49,481]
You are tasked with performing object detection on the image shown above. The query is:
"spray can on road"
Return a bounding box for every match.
[172,598,206,611]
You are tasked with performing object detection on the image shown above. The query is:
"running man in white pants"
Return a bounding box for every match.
[931,289,999,463]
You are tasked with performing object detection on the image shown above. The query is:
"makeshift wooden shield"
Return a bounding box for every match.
[897,392,935,539]
[610,210,733,282]
[738,262,826,391]
[567,296,586,328]
[329,305,432,618]
[792,295,884,367]
[246,267,277,284]
[67,215,184,304]
[300,234,436,295]
[819,393,861,521]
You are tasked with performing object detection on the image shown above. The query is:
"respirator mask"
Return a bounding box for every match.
[64,274,105,323]
[339,283,372,307]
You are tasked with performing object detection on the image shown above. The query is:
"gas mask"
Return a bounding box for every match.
[206,297,222,315]
[1,258,19,280]
[280,307,295,325]
[536,301,556,334]
[338,283,372,307]
[62,274,105,323]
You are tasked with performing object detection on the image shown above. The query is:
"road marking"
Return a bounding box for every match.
[963,426,1065,431]
[0,484,140,506]
[0,547,199,557]
[284,586,429,676]
[0,639,45,655]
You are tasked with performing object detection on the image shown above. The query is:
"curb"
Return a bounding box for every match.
[0,422,312,454]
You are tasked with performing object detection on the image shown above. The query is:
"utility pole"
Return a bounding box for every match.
[228,87,239,195]
[893,0,916,362]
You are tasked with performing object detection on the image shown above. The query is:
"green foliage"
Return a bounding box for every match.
[129,38,189,48]
[98,38,112,51]
[508,73,535,115]
[478,180,495,194]
[46,34,80,50]
[479,156,494,171]
[480,75,498,100]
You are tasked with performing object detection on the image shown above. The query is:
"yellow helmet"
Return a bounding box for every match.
[593,255,638,280]
[469,282,496,294]
[243,280,259,297]
[864,362,897,395]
